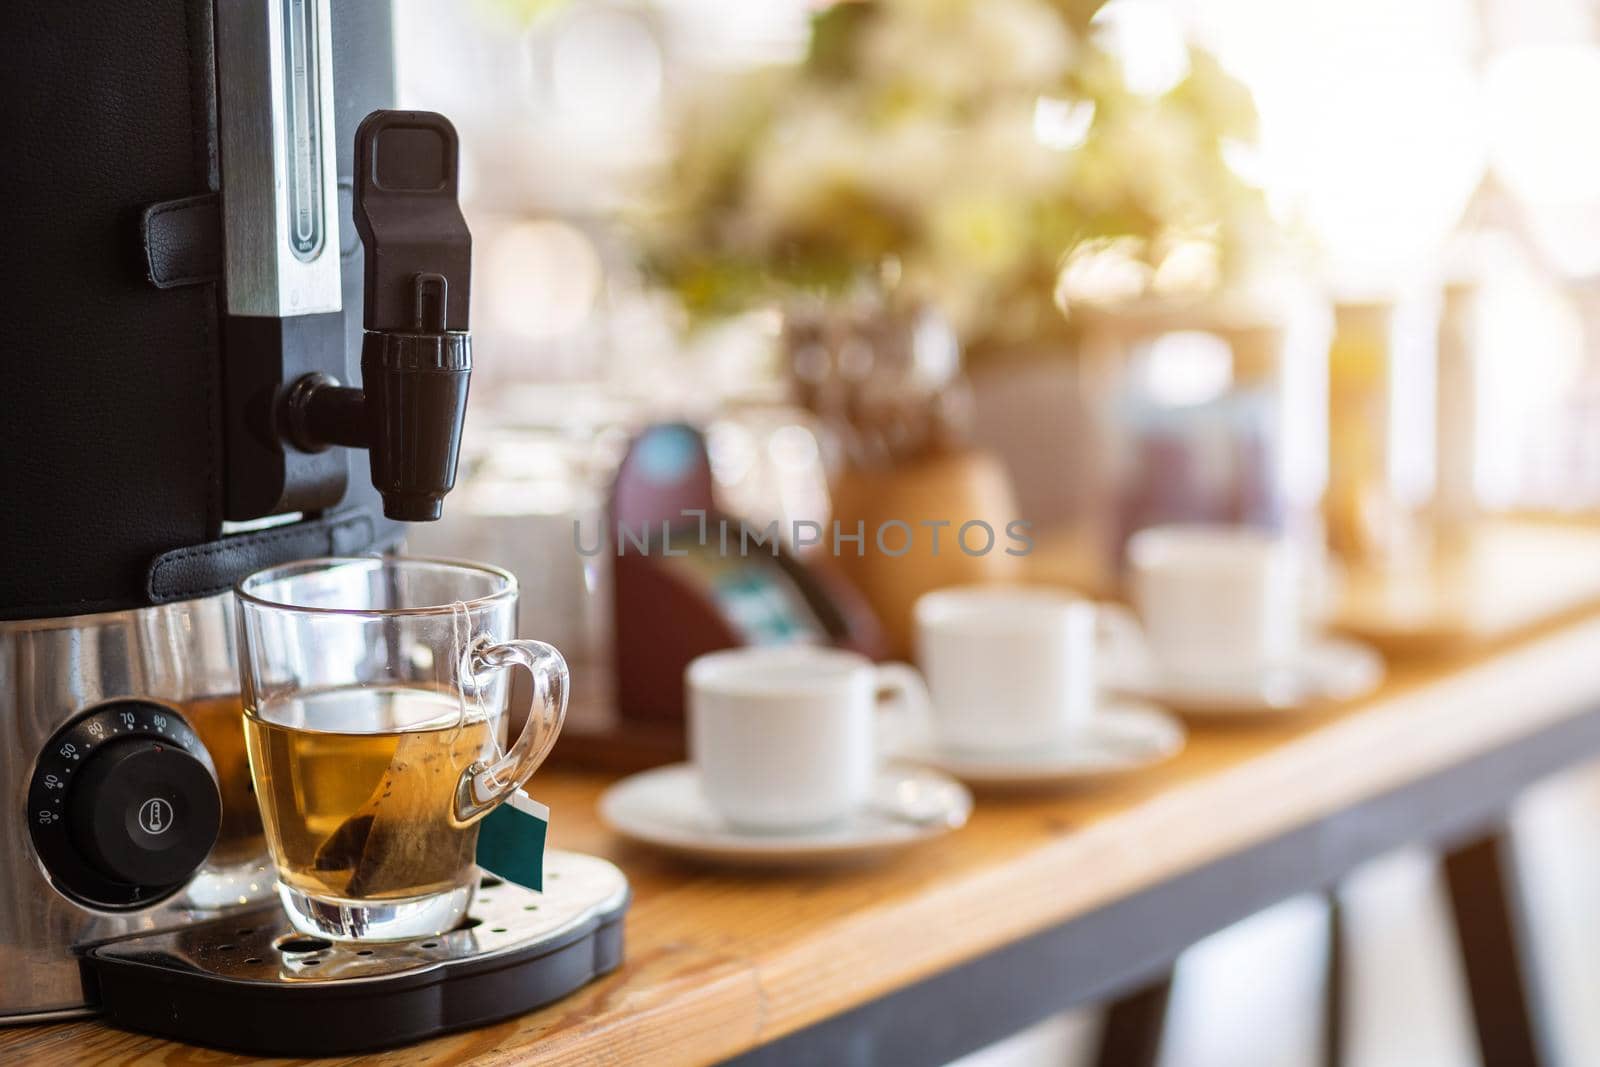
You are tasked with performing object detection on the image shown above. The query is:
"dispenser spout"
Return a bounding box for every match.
[280,110,473,522]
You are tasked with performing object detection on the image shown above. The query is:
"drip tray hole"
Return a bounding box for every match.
[276,935,333,954]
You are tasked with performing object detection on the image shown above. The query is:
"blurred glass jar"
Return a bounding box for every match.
[782,295,969,471]
[781,295,1022,657]
[1073,296,1328,578]
[1325,301,1397,562]
[1324,297,1446,568]
[704,403,833,554]
[404,387,634,719]
[413,380,839,716]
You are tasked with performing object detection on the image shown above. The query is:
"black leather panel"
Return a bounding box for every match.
[0,1,222,621]
[0,0,403,621]
[142,194,222,288]
[146,511,404,603]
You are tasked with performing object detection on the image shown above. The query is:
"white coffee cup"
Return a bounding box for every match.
[914,586,1128,754]
[1126,524,1302,682]
[686,646,927,832]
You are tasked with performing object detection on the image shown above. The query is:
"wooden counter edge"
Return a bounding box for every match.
[12,614,1600,1066]
[733,612,1600,1050]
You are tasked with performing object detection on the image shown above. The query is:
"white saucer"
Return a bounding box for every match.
[1117,637,1385,717]
[597,764,972,866]
[893,701,1186,788]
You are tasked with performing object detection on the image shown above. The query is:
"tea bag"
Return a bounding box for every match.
[313,603,506,897]
[313,721,486,897]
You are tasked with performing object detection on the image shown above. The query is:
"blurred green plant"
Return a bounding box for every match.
[638,0,1272,352]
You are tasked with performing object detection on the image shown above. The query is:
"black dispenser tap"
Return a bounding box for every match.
[282,110,472,522]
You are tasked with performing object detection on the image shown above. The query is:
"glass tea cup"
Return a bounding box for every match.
[234,557,567,942]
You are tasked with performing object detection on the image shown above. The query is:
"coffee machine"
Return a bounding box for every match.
[0,1,625,1051]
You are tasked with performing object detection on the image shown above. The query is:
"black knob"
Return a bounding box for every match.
[66,738,222,889]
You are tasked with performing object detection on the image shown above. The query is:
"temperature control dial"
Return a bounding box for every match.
[28,701,222,909]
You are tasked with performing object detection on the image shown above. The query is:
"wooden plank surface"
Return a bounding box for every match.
[11,529,1600,1066]
[1333,521,1600,655]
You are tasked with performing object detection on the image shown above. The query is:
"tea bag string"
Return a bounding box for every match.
[449,600,511,782]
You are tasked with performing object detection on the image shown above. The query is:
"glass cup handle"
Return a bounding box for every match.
[874,662,932,755]
[453,638,569,826]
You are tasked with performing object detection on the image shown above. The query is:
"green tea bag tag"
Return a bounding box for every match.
[475,789,548,891]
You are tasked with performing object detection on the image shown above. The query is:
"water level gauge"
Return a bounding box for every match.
[282,0,327,263]
[216,0,342,316]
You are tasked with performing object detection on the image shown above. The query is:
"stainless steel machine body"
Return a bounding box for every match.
[0,595,269,1021]
[1,0,626,1040]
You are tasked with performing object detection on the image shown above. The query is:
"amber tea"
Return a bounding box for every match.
[244,687,496,902]
[184,693,266,868]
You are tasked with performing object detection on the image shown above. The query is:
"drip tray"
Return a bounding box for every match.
[81,851,629,1056]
